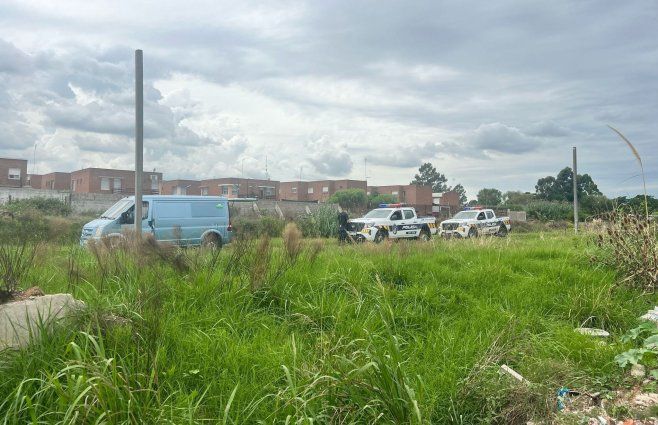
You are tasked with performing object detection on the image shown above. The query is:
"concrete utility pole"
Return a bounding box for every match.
[135,49,144,237]
[572,147,578,234]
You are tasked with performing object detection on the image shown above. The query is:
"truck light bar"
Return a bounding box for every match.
[463,206,484,210]
[379,203,406,208]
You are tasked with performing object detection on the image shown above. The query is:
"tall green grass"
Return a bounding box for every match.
[0,233,652,423]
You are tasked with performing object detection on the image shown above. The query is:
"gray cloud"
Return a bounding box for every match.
[368,142,439,168]
[0,1,656,196]
[468,123,541,155]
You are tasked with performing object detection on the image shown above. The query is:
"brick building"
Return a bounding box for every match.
[199,178,279,199]
[29,172,72,190]
[432,191,462,217]
[160,179,201,195]
[0,158,27,188]
[279,179,367,202]
[368,184,433,215]
[70,168,162,195]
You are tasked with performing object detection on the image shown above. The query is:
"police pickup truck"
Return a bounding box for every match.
[439,208,511,238]
[346,203,438,243]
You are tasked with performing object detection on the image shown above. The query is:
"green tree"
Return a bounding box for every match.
[328,189,368,211]
[503,191,536,205]
[411,163,448,192]
[368,193,397,209]
[477,188,503,206]
[535,167,602,202]
[448,184,467,204]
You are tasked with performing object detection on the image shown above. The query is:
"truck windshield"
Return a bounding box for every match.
[364,209,392,219]
[452,211,480,220]
[100,199,133,220]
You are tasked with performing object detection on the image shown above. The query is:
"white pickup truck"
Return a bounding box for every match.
[346,204,438,243]
[439,208,511,238]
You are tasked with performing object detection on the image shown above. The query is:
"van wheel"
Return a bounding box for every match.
[202,233,222,250]
[419,230,431,241]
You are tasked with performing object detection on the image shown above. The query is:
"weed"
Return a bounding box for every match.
[595,211,658,292]
[0,242,37,303]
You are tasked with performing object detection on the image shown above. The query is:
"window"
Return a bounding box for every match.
[322,186,329,193]
[71,180,77,191]
[8,168,20,180]
[191,201,226,218]
[157,201,190,218]
[390,210,403,221]
[175,186,186,195]
[391,191,399,196]
[485,211,494,219]
[292,187,297,194]
[113,178,122,192]
[200,187,208,196]
[232,184,240,196]
[477,212,485,220]
[221,185,229,195]
[404,210,414,219]
[308,187,314,194]
[100,177,110,191]
[150,175,158,190]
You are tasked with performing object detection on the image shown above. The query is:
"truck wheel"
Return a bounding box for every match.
[419,229,431,241]
[374,230,387,244]
[468,227,478,238]
[496,225,508,237]
[202,232,222,250]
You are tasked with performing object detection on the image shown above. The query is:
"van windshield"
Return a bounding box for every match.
[100,199,134,220]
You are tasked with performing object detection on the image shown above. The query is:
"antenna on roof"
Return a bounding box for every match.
[265,155,269,180]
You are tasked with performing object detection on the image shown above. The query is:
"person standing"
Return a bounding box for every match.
[338,210,349,243]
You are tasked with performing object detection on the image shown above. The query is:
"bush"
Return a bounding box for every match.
[595,211,658,292]
[0,242,37,303]
[233,216,285,238]
[525,201,572,221]
[327,189,367,212]
[294,205,339,238]
[4,197,71,216]
[0,211,90,244]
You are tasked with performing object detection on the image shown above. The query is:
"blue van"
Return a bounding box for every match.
[80,195,232,247]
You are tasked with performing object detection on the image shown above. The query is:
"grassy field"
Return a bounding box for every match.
[0,232,655,423]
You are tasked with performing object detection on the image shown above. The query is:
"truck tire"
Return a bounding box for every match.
[202,232,222,250]
[374,230,388,244]
[496,225,508,237]
[419,229,431,241]
[468,227,478,238]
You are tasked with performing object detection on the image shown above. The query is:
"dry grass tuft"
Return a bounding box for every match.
[595,210,658,292]
[283,222,303,263]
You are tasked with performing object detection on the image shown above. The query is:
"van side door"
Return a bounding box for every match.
[152,200,191,244]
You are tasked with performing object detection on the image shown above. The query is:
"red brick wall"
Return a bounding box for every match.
[40,172,71,190]
[160,180,201,195]
[70,168,162,194]
[0,158,28,188]
[200,178,279,199]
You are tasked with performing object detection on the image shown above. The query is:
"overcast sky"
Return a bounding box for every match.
[1,1,656,198]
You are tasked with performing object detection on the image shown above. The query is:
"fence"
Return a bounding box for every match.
[0,187,331,217]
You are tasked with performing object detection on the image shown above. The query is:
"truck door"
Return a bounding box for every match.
[485,210,497,234]
[400,209,421,237]
[389,209,404,238]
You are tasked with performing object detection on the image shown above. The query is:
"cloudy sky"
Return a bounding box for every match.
[1,0,656,198]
